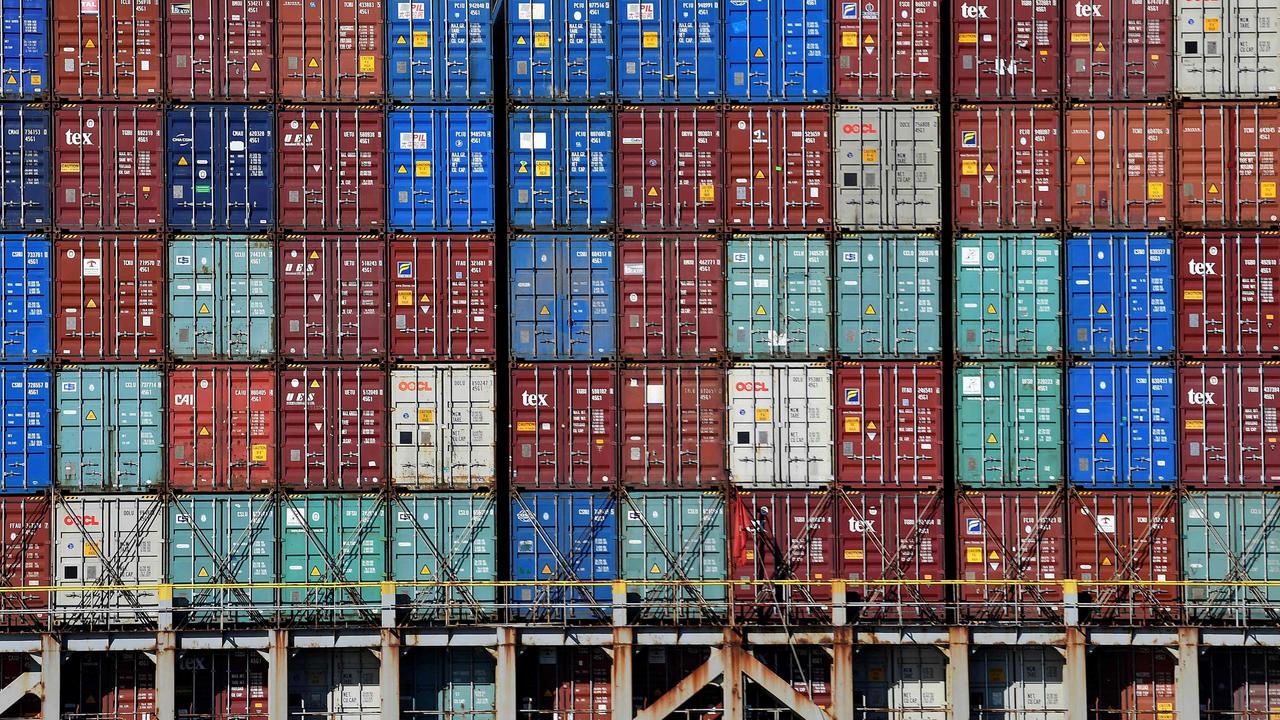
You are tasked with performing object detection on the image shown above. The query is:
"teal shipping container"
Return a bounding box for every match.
[280,494,386,623]
[954,234,1062,358]
[403,649,496,720]
[169,494,276,625]
[168,236,275,359]
[390,493,497,623]
[55,365,164,491]
[1183,491,1280,623]
[955,363,1064,488]
[727,235,832,358]
[835,235,942,357]
[620,491,727,622]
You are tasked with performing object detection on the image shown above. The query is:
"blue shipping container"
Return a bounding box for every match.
[616,0,722,101]
[387,0,494,101]
[510,492,617,622]
[168,237,275,359]
[0,366,49,493]
[510,236,615,360]
[724,0,830,100]
[55,365,164,491]
[1066,233,1175,357]
[1067,361,1177,488]
[508,0,613,100]
[0,105,49,228]
[509,107,613,230]
[387,108,496,232]
[166,106,275,230]
[0,234,47,360]
[0,0,47,99]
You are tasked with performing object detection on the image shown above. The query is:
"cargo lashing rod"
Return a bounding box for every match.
[620,493,722,622]
[1193,494,1280,622]
[0,495,50,619]
[743,492,835,624]
[57,496,162,625]
[175,495,276,625]
[511,494,613,622]
[283,496,384,622]
[390,492,493,617]
[964,491,1066,621]
[1071,490,1179,623]
[846,492,946,622]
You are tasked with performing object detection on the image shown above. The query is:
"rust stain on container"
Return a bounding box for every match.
[54,106,164,230]
[619,364,724,489]
[724,106,831,230]
[1177,103,1280,227]
[1065,104,1174,229]
[617,235,724,360]
[56,234,164,360]
[616,106,723,231]
[953,104,1062,230]
[277,106,385,230]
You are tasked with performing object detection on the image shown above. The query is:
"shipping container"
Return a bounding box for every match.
[724,0,829,100]
[53,495,162,626]
[1065,0,1172,100]
[854,646,949,719]
[168,236,274,360]
[277,106,384,231]
[389,493,497,622]
[1088,649,1177,720]
[0,234,48,360]
[280,364,387,491]
[510,492,617,621]
[835,234,942,358]
[834,0,941,100]
[835,362,943,487]
[724,106,831,229]
[0,366,49,493]
[952,0,1059,100]
[838,489,945,623]
[0,106,50,227]
[54,105,163,230]
[53,0,161,99]
[1201,649,1280,719]
[166,106,275,230]
[64,653,157,720]
[388,235,497,360]
[390,364,496,490]
[955,363,1063,488]
[402,649,495,720]
[280,494,386,623]
[168,365,275,492]
[1065,105,1174,229]
[168,494,277,625]
[167,0,273,100]
[953,105,1062,230]
[1069,490,1180,623]
[727,234,832,358]
[1179,231,1280,355]
[509,106,613,230]
[619,364,725,488]
[1177,104,1280,226]
[175,652,269,720]
[517,649,611,719]
[1179,361,1280,488]
[616,234,725,360]
[387,0,493,101]
[615,106,723,231]
[1065,232,1176,357]
[55,234,164,360]
[278,236,386,360]
[634,648,721,714]
[1177,0,1280,98]
[954,234,1063,358]
[510,364,616,489]
[749,647,832,710]
[619,491,726,621]
[957,490,1066,622]
[277,0,384,100]
[728,363,834,488]
[970,648,1066,717]
[0,0,47,99]
[55,364,162,491]
[834,106,941,229]
[507,0,613,100]
[510,235,615,360]
[0,496,50,624]
[0,656,38,719]
[1183,491,1280,622]
[289,650,381,720]
[616,0,721,101]
[1067,361,1177,488]
[387,108,496,232]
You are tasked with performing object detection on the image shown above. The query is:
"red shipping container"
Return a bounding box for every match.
[510,364,616,489]
[1178,104,1280,227]
[951,0,1060,100]
[1065,105,1174,229]
[65,653,157,720]
[838,489,946,623]
[616,235,725,360]
[54,0,162,99]
[724,106,832,230]
[388,235,497,361]
[1089,649,1177,720]
[953,105,1062,230]
[167,0,274,100]
[277,0,384,100]
[277,107,385,231]
[278,236,386,360]
[520,649,611,719]
[280,365,386,491]
[1069,490,1180,623]
[834,0,942,100]
[1180,362,1280,488]
[1063,0,1173,100]
[0,496,51,624]
[169,365,275,491]
[619,364,724,488]
[1178,231,1280,355]
[835,362,944,488]
[176,653,268,720]
[733,490,838,623]
[55,234,164,360]
[956,490,1066,621]
[54,106,164,231]
[616,106,723,231]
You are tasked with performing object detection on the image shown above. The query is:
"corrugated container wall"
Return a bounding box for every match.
[390,494,497,622]
[957,492,1066,622]
[174,652,269,720]
[55,234,164,361]
[166,106,274,231]
[834,106,941,230]
[390,364,496,490]
[620,491,727,621]
[168,364,275,492]
[167,236,274,359]
[619,364,725,488]
[0,235,50,360]
[510,492,617,622]
[616,0,721,101]
[55,364,163,491]
[1066,233,1176,357]
[387,0,493,101]
[1177,104,1280,226]
[278,236,386,360]
[54,495,162,626]
[953,234,1062,359]
[277,106,384,231]
[1179,231,1280,356]
[510,364,616,489]
[953,105,1062,230]
[1182,492,1280,623]
[1088,650,1177,720]
[280,364,387,491]
[724,106,831,230]
[0,106,51,228]
[277,0,384,100]
[1067,362,1177,488]
[517,649,611,718]
[289,651,381,719]
[727,363,834,488]
[509,106,613,230]
[388,235,498,360]
[402,648,496,718]
[166,0,273,100]
[279,495,385,622]
[387,108,496,232]
[838,489,946,623]
[64,653,157,720]
[835,362,944,487]
[509,236,615,361]
[1064,105,1174,229]
[54,106,164,230]
[616,235,725,360]
[1069,491,1180,623]
[1177,0,1280,97]
[835,234,943,358]
[1200,650,1280,718]
[1180,361,1280,488]
[615,106,723,231]
[951,0,1060,100]
[854,647,949,718]
[969,648,1066,716]
[1064,0,1173,100]
[954,363,1063,489]
[0,496,51,623]
[507,0,613,100]
[726,235,831,359]
[0,366,49,492]
[168,494,276,624]
[833,0,941,101]
[54,0,161,99]
[723,0,830,100]
[0,0,47,99]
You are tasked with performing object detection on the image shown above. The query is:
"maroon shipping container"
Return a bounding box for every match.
[176,652,268,720]
[751,647,833,711]
[53,0,162,99]
[1069,490,1180,623]
[956,490,1066,621]
[616,106,723,231]
[1178,231,1280,355]
[951,0,1060,100]
[169,365,275,492]
[0,497,51,624]
[1202,650,1280,719]
[723,106,832,230]
[1180,362,1280,488]
[510,364,616,489]
[277,107,385,231]
[388,235,497,361]
[1178,104,1280,227]
[1063,0,1173,100]
[616,235,725,360]
[279,365,386,491]
[278,236,386,360]
[55,234,164,360]
[277,0,384,100]
[64,653,157,720]
[54,106,165,231]
[1065,105,1174,229]
[1088,649,1177,720]
[835,362,944,488]
[834,0,941,100]
[953,105,1062,230]
[167,0,274,100]
[519,649,611,720]
[619,364,724,488]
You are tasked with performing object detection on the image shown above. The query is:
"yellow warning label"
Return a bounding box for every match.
[986,432,998,444]
[1185,419,1205,430]
[1071,32,1091,42]
[867,421,876,430]
[85,38,95,49]
[958,32,978,44]
[1075,155,1086,165]
[419,294,429,304]
[418,409,434,423]
[29,75,38,86]
[966,547,982,563]
[178,156,189,166]
[517,421,537,431]
[5,77,13,86]
[420,565,431,575]
[1184,289,1204,301]
[1263,181,1277,199]
[961,159,978,176]
[1208,183,1219,194]
[310,566,321,577]
[984,163,994,173]
[359,56,375,73]
[650,563,661,574]
[647,187,658,197]
[842,31,858,48]
[199,427,210,437]
[862,149,879,163]
[1205,17,1221,31]
[844,549,864,560]
[534,31,551,48]
[1148,181,1164,200]
[643,31,659,48]
[86,299,97,309]
[539,305,551,316]
[699,184,714,202]
[755,305,767,316]
[85,410,97,421]
[989,668,1005,683]
[541,564,553,575]
[535,160,552,177]
[397,35,408,45]
[989,550,999,560]
[85,542,97,557]
[310,379,320,388]
[846,416,861,433]
[755,408,771,422]
[1095,42,1105,52]
[516,161,528,174]
[197,567,209,578]
[864,35,875,45]
[308,250,320,260]
[1097,303,1108,314]
[308,57,319,68]
[415,160,432,177]
[251,445,267,461]
[412,32,429,48]
[397,164,408,174]
[754,47,765,58]
[754,169,765,179]
[198,303,210,314]
[1098,433,1110,444]
[250,62,261,72]
[397,290,413,306]
[865,304,876,315]
[1102,557,1112,566]
[745,550,755,560]
[986,303,997,314]
[60,162,80,173]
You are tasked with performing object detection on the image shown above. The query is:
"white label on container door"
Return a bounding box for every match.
[229,140,245,152]
[398,2,427,19]
[626,3,655,19]
[1096,514,1116,533]
[519,132,548,150]
[960,247,981,266]
[196,281,214,293]
[174,254,193,267]
[961,375,982,395]
[517,3,546,19]
[399,132,429,150]
[622,262,645,275]
[732,252,748,262]
[82,258,101,277]
[80,0,99,13]
[646,384,664,404]
[285,508,305,526]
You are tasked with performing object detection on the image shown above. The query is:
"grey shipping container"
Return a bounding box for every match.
[54,495,163,627]
[970,647,1067,718]
[1176,0,1280,97]
[289,650,381,720]
[834,106,942,230]
[855,646,948,719]
[727,363,834,487]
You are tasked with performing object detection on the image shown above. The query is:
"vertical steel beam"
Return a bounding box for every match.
[40,635,59,720]
[267,630,288,720]
[380,630,401,720]
[1064,627,1089,720]
[1175,627,1200,720]
[155,631,176,720]
[947,627,970,720]
[722,630,743,719]
[832,626,854,720]
[496,627,518,720]
[612,627,634,720]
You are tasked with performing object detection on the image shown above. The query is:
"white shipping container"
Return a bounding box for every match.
[390,364,497,489]
[54,495,163,626]
[728,364,834,487]
[971,647,1067,720]
[855,646,949,719]
[1177,0,1280,97]
[835,106,943,230]
[290,650,382,720]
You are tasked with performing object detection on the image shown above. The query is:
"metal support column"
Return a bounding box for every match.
[1175,627,1200,720]
[267,630,288,720]
[947,627,970,720]
[380,630,401,720]
[612,627,634,720]
[155,631,176,720]
[1063,627,1089,720]
[722,630,743,720]
[832,626,854,720]
[496,627,518,720]
[39,635,59,720]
